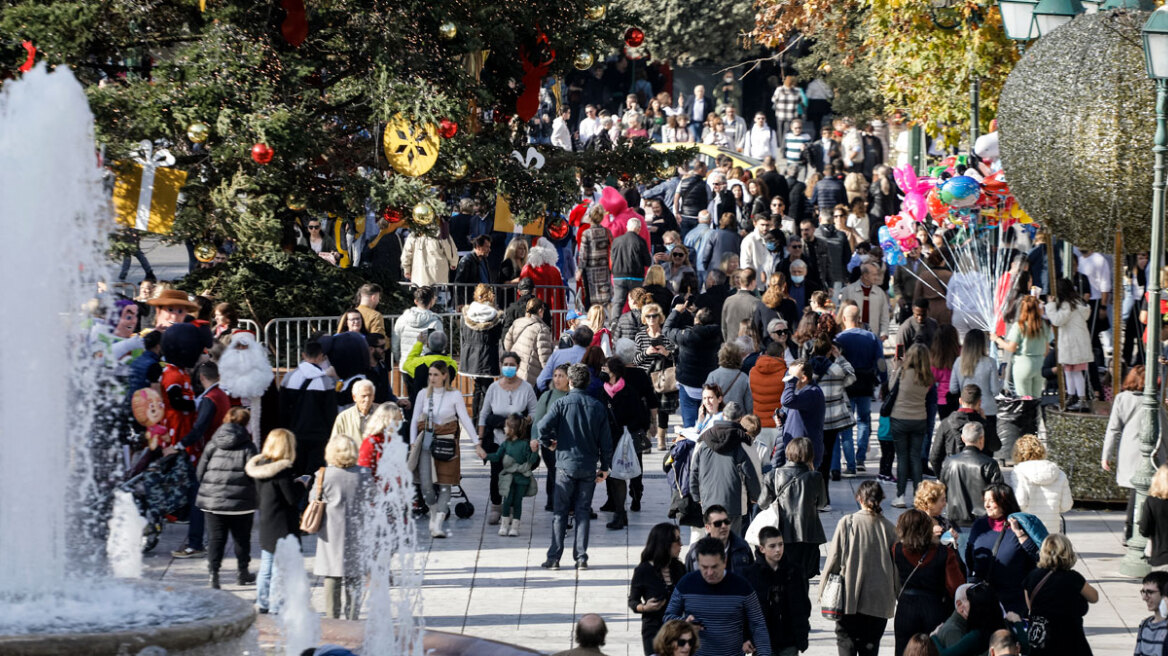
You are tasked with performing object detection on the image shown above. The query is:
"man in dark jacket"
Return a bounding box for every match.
[746,526,811,654]
[683,505,755,573]
[452,235,494,308]
[663,306,723,429]
[896,297,940,355]
[809,165,847,223]
[721,268,763,343]
[503,278,539,331]
[674,161,711,236]
[609,217,652,320]
[815,211,853,292]
[538,363,615,570]
[694,270,732,319]
[929,384,987,475]
[689,403,762,535]
[939,422,1004,526]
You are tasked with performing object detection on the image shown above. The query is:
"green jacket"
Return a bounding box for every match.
[486,438,541,497]
[401,340,457,380]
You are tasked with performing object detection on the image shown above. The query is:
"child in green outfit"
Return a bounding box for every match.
[478,413,540,537]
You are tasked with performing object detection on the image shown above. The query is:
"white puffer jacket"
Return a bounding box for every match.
[392,306,443,363]
[1011,459,1073,533]
[1043,301,1093,365]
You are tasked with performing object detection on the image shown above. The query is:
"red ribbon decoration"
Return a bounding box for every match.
[18,41,35,73]
[281,0,308,47]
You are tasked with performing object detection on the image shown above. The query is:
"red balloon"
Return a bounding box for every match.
[382,207,404,224]
[624,27,645,48]
[438,119,458,139]
[926,187,949,221]
[545,217,569,241]
[250,143,274,164]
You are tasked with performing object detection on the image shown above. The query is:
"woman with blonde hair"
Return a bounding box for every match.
[753,274,799,340]
[642,265,673,314]
[890,344,936,508]
[500,238,529,285]
[357,402,405,473]
[1140,465,1168,569]
[1023,533,1098,654]
[312,434,371,619]
[246,427,308,613]
[586,304,613,356]
[410,360,478,538]
[914,479,959,548]
[1011,434,1073,533]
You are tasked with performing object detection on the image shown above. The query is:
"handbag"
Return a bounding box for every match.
[651,364,678,394]
[610,428,643,481]
[820,573,845,621]
[1025,570,1055,650]
[424,389,459,462]
[299,467,327,534]
[746,472,802,546]
[879,373,901,418]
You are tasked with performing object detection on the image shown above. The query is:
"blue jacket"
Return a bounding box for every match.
[774,378,826,468]
[966,516,1040,617]
[835,328,886,397]
[126,349,161,400]
[537,389,615,478]
[664,570,772,656]
[536,344,585,392]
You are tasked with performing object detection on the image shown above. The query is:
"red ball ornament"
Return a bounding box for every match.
[624,27,645,48]
[438,119,459,139]
[251,143,274,164]
[545,216,569,241]
[382,207,404,224]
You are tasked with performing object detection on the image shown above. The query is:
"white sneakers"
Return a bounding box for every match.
[508,519,520,537]
[892,495,907,508]
[498,518,510,536]
[498,518,522,537]
[430,512,447,538]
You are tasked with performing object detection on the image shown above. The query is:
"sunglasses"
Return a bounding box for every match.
[675,638,695,647]
[307,224,321,230]
[789,244,803,249]
[645,314,662,320]
[772,329,790,335]
[708,518,730,528]
[671,252,686,258]
[833,214,845,218]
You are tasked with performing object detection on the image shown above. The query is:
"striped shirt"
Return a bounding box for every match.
[784,131,811,165]
[664,570,771,656]
[1137,616,1167,656]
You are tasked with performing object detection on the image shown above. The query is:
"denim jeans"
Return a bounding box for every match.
[891,418,928,497]
[256,549,279,611]
[547,469,597,564]
[833,396,872,472]
[921,401,937,463]
[678,391,700,429]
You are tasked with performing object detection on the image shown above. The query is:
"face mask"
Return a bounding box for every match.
[791,275,805,284]
[501,365,518,378]
[666,243,677,253]
[766,242,779,252]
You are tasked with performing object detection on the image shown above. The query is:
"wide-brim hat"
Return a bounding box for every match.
[146,289,199,311]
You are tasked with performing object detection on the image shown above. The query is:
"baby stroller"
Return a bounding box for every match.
[412,482,475,519]
[119,452,193,553]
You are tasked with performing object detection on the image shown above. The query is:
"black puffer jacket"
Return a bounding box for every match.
[459,301,503,377]
[245,455,303,553]
[662,310,722,388]
[196,423,258,513]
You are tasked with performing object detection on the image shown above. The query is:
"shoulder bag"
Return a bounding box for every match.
[299,467,327,534]
[650,355,678,394]
[820,515,852,621]
[879,372,901,418]
[424,389,460,462]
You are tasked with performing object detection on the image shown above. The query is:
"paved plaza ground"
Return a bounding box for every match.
[146,432,1148,656]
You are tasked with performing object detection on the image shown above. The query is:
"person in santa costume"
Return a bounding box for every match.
[520,239,566,320]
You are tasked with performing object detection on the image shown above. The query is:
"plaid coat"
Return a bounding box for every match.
[816,355,857,431]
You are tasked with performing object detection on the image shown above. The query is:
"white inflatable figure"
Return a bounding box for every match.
[218,330,274,445]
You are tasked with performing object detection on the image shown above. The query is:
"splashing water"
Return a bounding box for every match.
[0,64,111,592]
[107,490,146,579]
[363,428,425,656]
[275,535,320,656]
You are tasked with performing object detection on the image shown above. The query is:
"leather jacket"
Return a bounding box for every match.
[939,446,1004,525]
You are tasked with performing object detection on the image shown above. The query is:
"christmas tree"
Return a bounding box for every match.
[2,0,690,320]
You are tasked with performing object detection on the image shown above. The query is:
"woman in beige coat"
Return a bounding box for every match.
[503,297,554,388]
[400,223,458,287]
[819,480,898,656]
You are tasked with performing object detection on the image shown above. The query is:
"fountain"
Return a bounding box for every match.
[0,65,256,655]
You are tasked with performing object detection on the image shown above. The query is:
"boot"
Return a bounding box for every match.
[238,568,256,585]
[498,517,510,536]
[430,512,447,538]
[606,511,628,530]
[598,499,615,512]
[209,569,220,589]
[1065,395,1079,412]
[630,491,642,513]
[656,428,668,451]
[487,503,502,525]
[508,518,520,537]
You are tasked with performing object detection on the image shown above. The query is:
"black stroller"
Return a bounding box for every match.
[119,452,193,552]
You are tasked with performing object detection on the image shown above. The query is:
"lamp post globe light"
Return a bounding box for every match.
[998,0,1040,40]
[1122,2,1168,579]
[1080,0,1103,13]
[1032,0,1084,36]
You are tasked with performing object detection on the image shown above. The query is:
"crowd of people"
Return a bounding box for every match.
[96,72,1168,656]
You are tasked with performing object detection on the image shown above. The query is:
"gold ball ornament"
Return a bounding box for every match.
[382,114,441,177]
[412,202,436,226]
[193,242,217,263]
[450,160,469,179]
[585,3,606,21]
[186,122,210,143]
[438,22,458,41]
[573,51,595,71]
[285,194,307,211]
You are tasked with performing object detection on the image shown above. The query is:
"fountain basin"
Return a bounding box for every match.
[256,616,542,656]
[0,580,256,656]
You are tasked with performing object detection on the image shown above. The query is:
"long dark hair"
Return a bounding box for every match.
[641,522,680,568]
[1055,277,1083,308]
[984,482,1022,516]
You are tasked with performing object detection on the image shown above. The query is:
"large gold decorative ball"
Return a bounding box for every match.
[573,51,595,71]
[193,241,217,263]
[186,122,210,143]
[450,160,469,179]
[412,202,435,225]
[285,194,307,211]
[585,3,606,21]
[382,114,441,177]
[439,22,458,41]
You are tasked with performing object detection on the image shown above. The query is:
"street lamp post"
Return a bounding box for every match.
[1122,4,1168,578]
[1032,0,1085,36]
